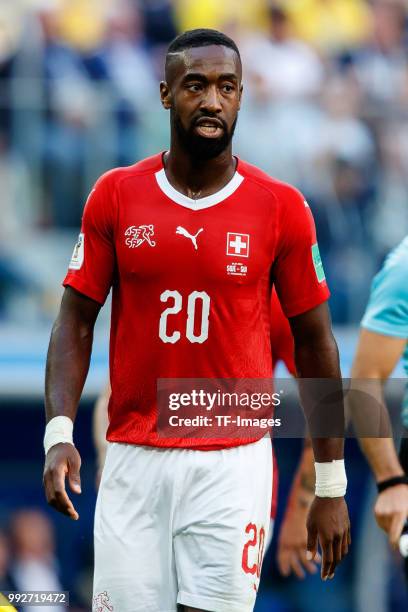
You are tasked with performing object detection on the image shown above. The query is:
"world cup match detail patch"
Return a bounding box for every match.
[312,243,325,283]
[68,233,85,270]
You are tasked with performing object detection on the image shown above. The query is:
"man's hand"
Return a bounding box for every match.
[277,442,320,579]
[278,503,321,579]
[306,497,351,580]
[374,485,408,548]
[43,443,82,520]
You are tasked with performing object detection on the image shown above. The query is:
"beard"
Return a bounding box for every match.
[172,111,237,161]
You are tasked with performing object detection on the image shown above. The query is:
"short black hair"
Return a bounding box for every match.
[166,28,241,76]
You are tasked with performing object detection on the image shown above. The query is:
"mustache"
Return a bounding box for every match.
[192,115,228,131]
[172,110,237,161]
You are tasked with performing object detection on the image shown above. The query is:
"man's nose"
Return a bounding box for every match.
[201,86,222,113]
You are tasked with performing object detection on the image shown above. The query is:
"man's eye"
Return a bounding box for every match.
[187,84,202,92]
[222,84,234,93]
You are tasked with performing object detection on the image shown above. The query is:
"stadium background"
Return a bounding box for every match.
[0,0,408,610]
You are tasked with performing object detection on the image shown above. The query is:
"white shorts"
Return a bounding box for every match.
[93,438,273,612]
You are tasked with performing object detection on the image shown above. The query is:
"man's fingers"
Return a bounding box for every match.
[375,512,390,533]
[322,533,348,580]
[68,455,82,494]
[47,462,79,520]
[43,474,56,512]
[306,497,350,581]
[51,473,79,520]
[341,533,349,558]
[303,561,318,575]
[43,446,83,521]
[50,490,79,520]
[320,539,334,580]
[277,549,290,577]
[334,536,343,564]
[333,535,343,566]
[46,478,78,520]
[279,545,320,579]
[306,524,318,561]
[301,557,319,575]
[299,548,319,574]
[389,513,406,549]
[279,543,321,579]
[290,556,306,580]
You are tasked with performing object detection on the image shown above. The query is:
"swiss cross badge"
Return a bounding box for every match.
[226,232,250,258]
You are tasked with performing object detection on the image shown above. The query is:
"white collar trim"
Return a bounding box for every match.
[155,168,244,210]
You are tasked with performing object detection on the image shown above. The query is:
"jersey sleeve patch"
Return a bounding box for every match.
[312,243,325,283]
[68,233,85,270]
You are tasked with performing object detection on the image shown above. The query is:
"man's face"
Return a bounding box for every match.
[161,45,243,161]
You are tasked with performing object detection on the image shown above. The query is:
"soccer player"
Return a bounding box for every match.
[279,236,408,580]
[43,29,350,612]
[350,236,408,564]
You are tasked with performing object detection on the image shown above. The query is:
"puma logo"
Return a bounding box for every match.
[176,226,203,250]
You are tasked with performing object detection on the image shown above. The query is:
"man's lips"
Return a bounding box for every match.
[194,118,225,138]
[195,117,224,128]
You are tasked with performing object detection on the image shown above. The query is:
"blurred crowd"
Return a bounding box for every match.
[0,510,90,611]
[1,0,408,323]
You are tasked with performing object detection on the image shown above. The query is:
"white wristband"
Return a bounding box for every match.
[315,460,347,498]
[44,416,74,455]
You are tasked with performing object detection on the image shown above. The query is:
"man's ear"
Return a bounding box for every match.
[160,81,172,110]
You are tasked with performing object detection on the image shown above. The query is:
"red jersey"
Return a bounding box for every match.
[64,153,329,449]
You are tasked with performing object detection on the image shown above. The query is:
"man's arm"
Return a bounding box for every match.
[43,286,101,520]
[350,328,408,547]
[289,302,350,580]
[277,438,321,578]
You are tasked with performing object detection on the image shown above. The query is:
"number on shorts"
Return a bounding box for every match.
[242,523,266,578]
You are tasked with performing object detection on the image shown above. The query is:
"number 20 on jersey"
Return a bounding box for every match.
[159,290,210,344]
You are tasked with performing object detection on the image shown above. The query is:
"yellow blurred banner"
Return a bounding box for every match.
[0,592,16,611]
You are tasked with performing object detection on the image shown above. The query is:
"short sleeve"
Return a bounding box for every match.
[272,186,330,318]
[361,254,408,339]
[63,173,116,304]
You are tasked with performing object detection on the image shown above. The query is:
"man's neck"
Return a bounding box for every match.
[163,143,236,200]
